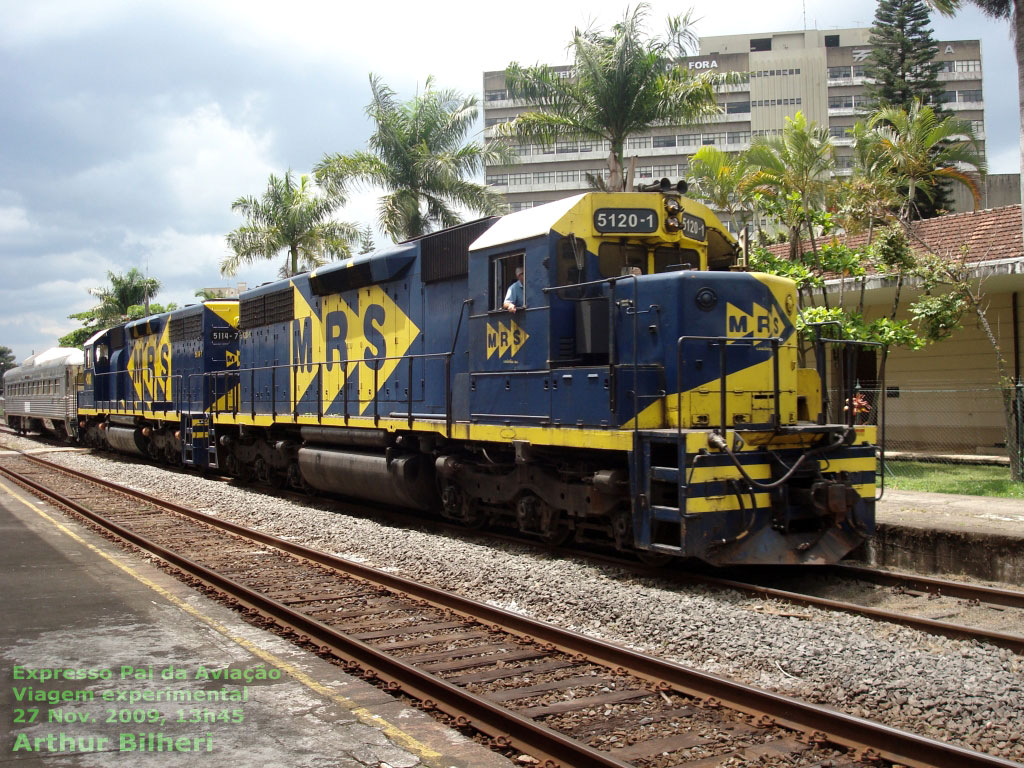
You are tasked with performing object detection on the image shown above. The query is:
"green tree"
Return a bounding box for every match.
[743,112,836,264]
[686,147,753,234]
[865,0,947,112]
[223,170,357,278]
[58,269,170,349]
[316,76,511,242]
[0,345,15,382]
[866,0,954,217]
[495,4,726,191]
[867,100,986,221]
[928,0,1019,229]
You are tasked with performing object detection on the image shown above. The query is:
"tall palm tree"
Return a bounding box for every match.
[743,112,836,260]
[686,147,752,234]
[495,4,726,192]
[867,100,986,222]
[222,170,357,278]
[92,268,162,323]
[315,75,512,242]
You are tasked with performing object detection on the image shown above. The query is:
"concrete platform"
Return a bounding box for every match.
[0,478,512,768]
[862,489,1024,585]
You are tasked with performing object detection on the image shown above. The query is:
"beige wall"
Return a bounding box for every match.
[828,274,1024,453]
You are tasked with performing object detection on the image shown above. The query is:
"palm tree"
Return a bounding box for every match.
[686,147,752,234]
[315,76,512,242]
[222,170,357,278]
[867,100,986,222]
[93,268,162,323]
[743,112,836,261]
[495,4,726,192]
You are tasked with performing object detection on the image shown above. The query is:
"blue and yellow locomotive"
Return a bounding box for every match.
[76,188,877,566]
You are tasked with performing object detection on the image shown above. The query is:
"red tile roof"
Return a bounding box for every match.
[763,205,1023,269]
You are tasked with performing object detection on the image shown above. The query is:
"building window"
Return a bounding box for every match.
[702,132,726,145]
[556,140,578,153]
[652,164,676,176]
[678,133,701,146]
[853,65,867,77]
[959,89,983,102]
[828,95,853,109]
[726,101,750,114]
[508,202,533,213]
[727,131,751,144]
[555,170,579,183]
[637,166,653,178]
[486,174,508,186]
[653,135,676,148]
[484,117,507,127]
[750,37,771,52]
[825,34,840,47]
[828,66,852,79]
[627,136,651,149]
[533,171,555,184]
[515,145,532,157]
[485,89,508,101]
[829,125,852,139]
[578,141,593,152]
[937,90,956,104]
[969,119,984,135]
[508,173,531,185]
[937,60,955,73]
[955,59,982,72]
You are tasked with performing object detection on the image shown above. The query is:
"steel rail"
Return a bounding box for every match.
[828,563,1024,610]
[674,571,1024,654]
[3,454,1022,768]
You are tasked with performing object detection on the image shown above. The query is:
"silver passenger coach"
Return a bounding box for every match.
[3,347,85,437]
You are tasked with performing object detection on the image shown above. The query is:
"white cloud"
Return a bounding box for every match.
[0,0,129,49]
[63,101,277,228]
[121,228,227,280]
[0,206,31,235]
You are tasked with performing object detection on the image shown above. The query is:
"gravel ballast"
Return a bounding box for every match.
[9,441,1023,762]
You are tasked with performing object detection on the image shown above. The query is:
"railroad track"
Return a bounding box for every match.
[4,429,1023,657]
[1,452,1020,768]
[4,430,1022,658]
[671,564,1024,655]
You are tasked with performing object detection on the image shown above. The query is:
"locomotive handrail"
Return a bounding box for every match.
[83,368,183,416]
[804,322,886,501]
[199,350,455,438]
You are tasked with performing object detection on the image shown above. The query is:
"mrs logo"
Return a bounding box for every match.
[486,320,529,360]
[726,300,786,344]
[290,284,421,413]
[127,325,171,401]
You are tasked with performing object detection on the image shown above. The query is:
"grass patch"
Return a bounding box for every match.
[883,460,1024,498]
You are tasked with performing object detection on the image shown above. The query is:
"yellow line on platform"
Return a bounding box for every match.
[0,479,445,767]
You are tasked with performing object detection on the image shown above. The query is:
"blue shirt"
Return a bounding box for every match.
[504,279,524,308]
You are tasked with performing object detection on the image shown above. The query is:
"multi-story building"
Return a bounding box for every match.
[482,28,986,228]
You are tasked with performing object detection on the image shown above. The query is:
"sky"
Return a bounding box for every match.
[0,0,1018,363]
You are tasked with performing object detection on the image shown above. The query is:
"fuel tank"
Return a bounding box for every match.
[105,425,147,457]
[297,447,436,510]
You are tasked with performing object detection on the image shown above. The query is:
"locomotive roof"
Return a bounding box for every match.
[469,194,585,252]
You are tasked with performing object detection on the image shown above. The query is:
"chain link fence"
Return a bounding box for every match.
[832,385,1024,495]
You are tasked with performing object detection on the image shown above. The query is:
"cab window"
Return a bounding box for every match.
[490,253,524,311]
[597,243,646,278]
